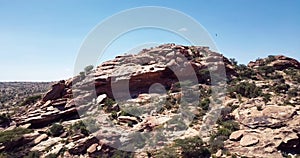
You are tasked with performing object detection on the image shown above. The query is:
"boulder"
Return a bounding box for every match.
[42,81,66,102]
[240,135,259,147]
[33,134,48,145]
[87,143,98,154]
[229,130,244,141]
[68,136,99,155]
[96,94,107,104]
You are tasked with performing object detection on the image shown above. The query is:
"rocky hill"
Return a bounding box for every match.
[0,44,299,158]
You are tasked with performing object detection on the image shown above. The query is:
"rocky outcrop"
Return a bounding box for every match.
[236,104,296,129]
[248,55,300,70]
[88,44,235,99]
[42,80,67,102]
[226,98,300,157]
[2,44,300,158]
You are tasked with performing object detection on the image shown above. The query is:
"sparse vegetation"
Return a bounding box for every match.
[0,113,11,127]
[229,58,238,66]
[210,107,239,153]
[0,82,50,108]
[272,83,290,94]
[228,82,262,98]
[174,136,211,158]
[0,127,33,144]
[24,151,40,158]
[236,64,256,79]
[69,120,89,136]
[48,123,64,137]
[284,68,300,83]
[20,95,41,106]
[103,98,117,113]
[265,55,276,64]
[257,66,275,77]
[199,97,210,111]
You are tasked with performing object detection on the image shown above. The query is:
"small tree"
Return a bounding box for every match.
[79,71,85,77]
[258,66,275,77]
[229,58,238,66]
[84,65,94,74]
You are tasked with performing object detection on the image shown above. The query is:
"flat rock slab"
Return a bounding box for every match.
[240,135,259,147]
[230,130,244,141]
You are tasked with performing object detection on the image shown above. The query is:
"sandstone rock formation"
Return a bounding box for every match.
[0,44,299,158]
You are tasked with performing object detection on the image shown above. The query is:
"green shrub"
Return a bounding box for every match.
[174,136,211,158]
[110,111,118,119]
[79,71,85,79]
[209,135,226,153]
[103,98,117,113]
[272,83,290,94]
[229,58,238,66]
[0,127,33,144]
[236,64,256,79]
[84,65,94,74]
[219,120,239,132]
[69,121,89,136]
[209,107,240,153]
[199,98,210,111]
[257,66,275,77]
[229,82,262,98]
[284,68,300,83]
[198,69,211,84]
[215,128,232,137]
[261,93,272,103]
[0,113,10,125]
[48,123,64,137]
[265,55,276,64]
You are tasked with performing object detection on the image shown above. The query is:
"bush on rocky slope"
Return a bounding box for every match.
[48,123,64,137]
[20,95,41,106]
[228,81,262,98]
[0,128,32,144]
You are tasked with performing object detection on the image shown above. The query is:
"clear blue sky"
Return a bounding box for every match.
[0,0,299,81]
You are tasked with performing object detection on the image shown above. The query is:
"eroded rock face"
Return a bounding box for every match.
[89,44,235,99]
[42,80,66,102]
